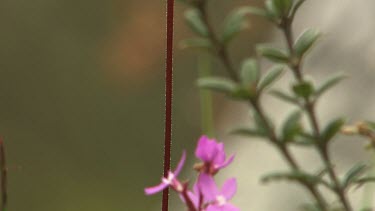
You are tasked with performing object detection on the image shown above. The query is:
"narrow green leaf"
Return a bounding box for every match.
[261,170,329,187]
[294,29,320,57]
[221,7,251,43]
[272,0,293,16]
[343,163,368,188]
[265,0,280,18]
[282,110,303,141]
[184,9,209,37]
[270,90,300,105]
[292,81,314,98]
[253,111,271,134]
[257,65,285,91]
[291,133,315,147]
[257,45,290,63]
[291,137,314,147]
[240,6,270,18]
[230,127,268,138]
[230,87,253,100]
[314,73,347,98]
[321,118,346,144]
[179,38,212,50]
[197,77,237,94]
[240,58,259,86]
[353,177,375,188]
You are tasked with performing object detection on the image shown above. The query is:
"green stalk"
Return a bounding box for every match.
[361,152,375,210]
[198,54,214,138]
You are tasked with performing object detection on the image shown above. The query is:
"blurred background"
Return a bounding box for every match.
[0,0,375,210]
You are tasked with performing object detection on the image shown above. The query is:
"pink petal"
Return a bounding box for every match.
[193,182,200,195]
[198,173,219,201]
[221,178,237,200]
[173,150,186,176]
[213,143,226,164]
[217,154,235,169]
[221,203,240,211]
[187,191,199,208]
[206,204,240,211]
[144,182,169,195]
[195,135,210,161]
[206,205,221,211]
[178,191,198,208]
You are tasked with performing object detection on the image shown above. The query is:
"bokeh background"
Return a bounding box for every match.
[1,0,375,210]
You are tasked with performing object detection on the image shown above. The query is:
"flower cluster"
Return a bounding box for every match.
[145,135,239,211]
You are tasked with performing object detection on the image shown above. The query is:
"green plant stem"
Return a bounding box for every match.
[198,54,215,138]
[194,2,328,209]
[361,152,375,210]
[252,100,328,210]
[280,18,353,211]
[196,1,239,82]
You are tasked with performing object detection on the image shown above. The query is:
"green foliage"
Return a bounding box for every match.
[231,87,254,100]
[314,73,347,98]
[257,65,285,91]
[239,6,272,19]
[265,0,293,19]
[261,170,330,187]
[197,77,237,94]
[179,0,374,209]
[270,89,300,105]
[240,58,259,86]
[257,45,290,63]
[282,110,303,141]
[184,9,209,37]
[197,77,256,100]
[294,29,320,57]
[292,81,314,98]
[353,177,375,188]
[221,8,251,43]
[321,118,346,144]
[342,163,368,188]
[230,127,268,138]
[180,38,212,51]
[253,111,272,135]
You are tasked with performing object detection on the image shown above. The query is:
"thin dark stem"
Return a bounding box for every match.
[180,186,197,211]
[0,139,7,211]
[163,0,175,209]
[281,18,353,211]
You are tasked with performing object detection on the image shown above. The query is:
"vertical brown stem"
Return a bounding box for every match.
[0,139,7,211]
[163,0,175,210]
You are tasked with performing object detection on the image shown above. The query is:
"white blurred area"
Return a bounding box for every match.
[174,0,375,210]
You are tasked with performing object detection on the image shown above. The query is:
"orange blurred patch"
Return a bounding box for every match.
[104,2,165,86]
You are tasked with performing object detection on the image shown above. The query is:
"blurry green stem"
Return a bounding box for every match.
[199,54,215,137]
[196,1,239,81]
[361,152,375,209]
[194,2,328,209]
[280,17,353,211]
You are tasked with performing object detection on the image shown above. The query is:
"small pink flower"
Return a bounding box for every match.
[198,174,239,211]
[144,151,186,195]
[195,135,235,174]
